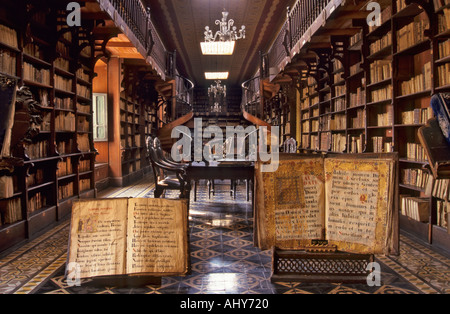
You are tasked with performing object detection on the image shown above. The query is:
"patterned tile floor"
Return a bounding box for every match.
[0,177,449,294]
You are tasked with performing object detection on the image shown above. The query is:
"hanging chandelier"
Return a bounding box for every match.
[201,11,246,55]
[208,80,227,98]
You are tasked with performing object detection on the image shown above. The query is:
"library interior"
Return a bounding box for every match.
[0,0,449,295]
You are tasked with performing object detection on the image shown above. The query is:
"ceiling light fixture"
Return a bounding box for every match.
[205,72,229,80]
[201,11,245,55]
[208,80,227,97]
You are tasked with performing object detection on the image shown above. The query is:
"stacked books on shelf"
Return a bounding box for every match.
[437,63,450,87]
[26,169,45,188]
[27,140,48,159]
[432,178,450,201]
[54,75,72,91]
[0,198,22,225]
[347,134,364,153]
[399,62,432,95]
[331,133,346,153]
[56,139,73,155]
[0,24,18,48]
[350,109,366,128]
[369,32,392,55]
[80,178,91,192]
[55,112,75,132]
[401,107,433,125]
[28,192,47,214]
[58,182,74,200]
[79,159,91,172]
[406,142,428,161]
[401,168,432,190]
[349,88,366,108]
[57,158,73,177]
[436,200,448,230]
[370,60,391,84]
[54,97,72,110]
[23,62,50,85]
[377,106,393,126]
[372,136,393,153]
[400,195,430,222]
[0,49,16,76]
[396,15,429,52]
[371,85,392,102]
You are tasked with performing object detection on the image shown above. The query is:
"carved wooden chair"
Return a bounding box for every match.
[146,136,190,199]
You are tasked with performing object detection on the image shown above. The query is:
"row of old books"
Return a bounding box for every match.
[369,32,392,55]
[28,192,47,214]
[76,68,90,82]
[348,134,364,153]
[350,30,362,46]
[301,134,309,149]
[0,24,18,48]
[55,57,70,72]
[0,198,22,225]
[437,63,450,87]
[334,85,345,97]
[55,112,76,132]
[320,132,331,151]
[23,62,50,85]
[57,157,73,177]
[55,97,72,110]
[302,121,309,133]
[26,169,45,188]
[311,120,319,132]
[370,60,391,84]
[77,102,91,114]
[80,178,91,192]
[371,85,392,103]
[432,0,450,10]
[350,108,366,129]
[331,133,346,153]
[432,179,450,201]
[27,140,49,160]
[400,195,429,223]
[349,62,362,76]
[399,62,432,95]
[38,90,50,107]
[377,106,394,126]
[397,15,429,52]
[331,114,347,130]
[438,8,450,33]
[372,136,393,153]
[23,44,40,58]
[401,107,433,125]
[79,159,91,172]
[54,75,72,91]
[40,112,51,132]
[58,182,74,200]
[77,83,91,99]
[334,97,346,111]
[311,135,319,151]
[438,41,450,60]
[401,168,432,190]
[436,200,448,230]
[0,49,16,76]
[56,139,74,155]
[349,88,366,108]
[406,142,428,161]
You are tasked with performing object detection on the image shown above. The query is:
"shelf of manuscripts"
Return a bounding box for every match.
[0,3,96,253]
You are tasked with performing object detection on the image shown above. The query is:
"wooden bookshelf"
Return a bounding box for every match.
[0,2,96,253]
[294,0,449,250]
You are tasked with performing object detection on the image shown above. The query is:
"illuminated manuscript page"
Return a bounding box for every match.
[126,198,188,276]
[68,199,128,279]
[324,158,394,254]
[256,156,325,250]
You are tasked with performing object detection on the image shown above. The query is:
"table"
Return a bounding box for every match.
[186,161,254,202]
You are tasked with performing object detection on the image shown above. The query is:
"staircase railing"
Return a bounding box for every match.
[262,0,341,79]
[98,0,175,79]
[241,75,261,118]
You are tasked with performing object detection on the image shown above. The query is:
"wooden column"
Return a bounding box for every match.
[107,57,123,186]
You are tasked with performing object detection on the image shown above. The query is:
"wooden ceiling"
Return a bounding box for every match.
[143,0,296,90]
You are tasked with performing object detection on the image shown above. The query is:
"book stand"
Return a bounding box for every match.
[271,247,374,284]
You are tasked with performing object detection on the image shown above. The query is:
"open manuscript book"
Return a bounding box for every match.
[254,154,398,255]
[67,198,189,279]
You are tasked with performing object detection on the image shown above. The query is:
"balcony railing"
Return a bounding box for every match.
[97,0,174,80]
[241,75,261,118]
[262,0,343,79]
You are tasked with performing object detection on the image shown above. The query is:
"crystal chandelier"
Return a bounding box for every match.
[208,80,227,98]
[201,11,245,55]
